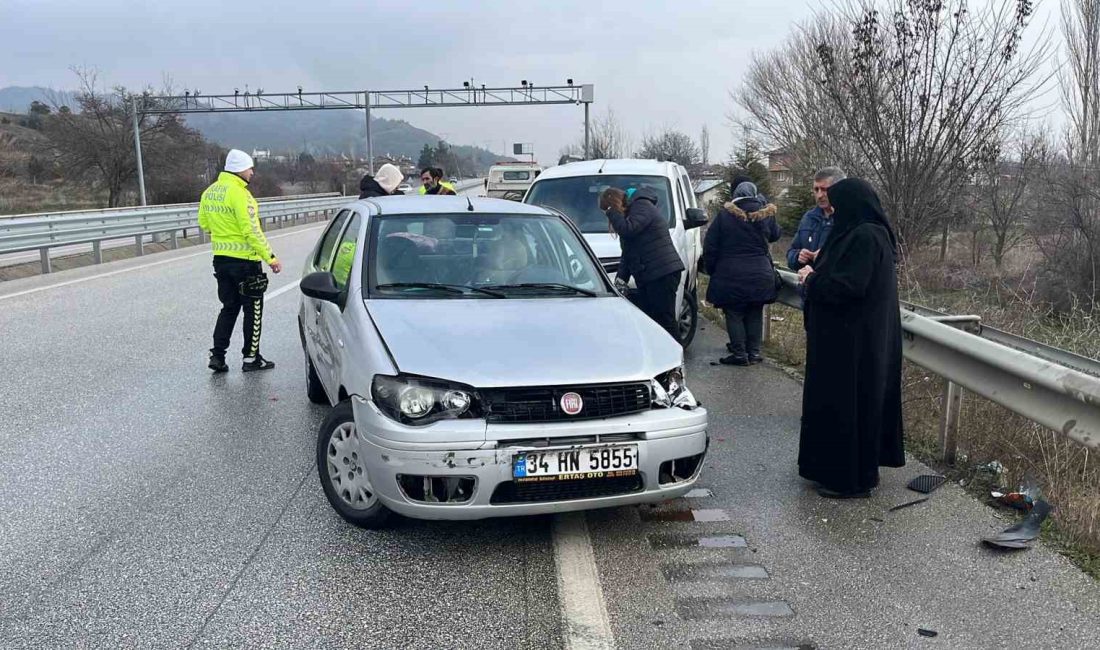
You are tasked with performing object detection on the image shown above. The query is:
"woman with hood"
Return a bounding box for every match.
[703,181,781,365]
[796,178,904,498]
[358,163,405,198]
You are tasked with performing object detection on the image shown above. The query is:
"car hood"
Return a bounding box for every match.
[366,297,681,388]
[584,233,624,261]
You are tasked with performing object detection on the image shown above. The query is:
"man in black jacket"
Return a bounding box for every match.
[600,186,685,342]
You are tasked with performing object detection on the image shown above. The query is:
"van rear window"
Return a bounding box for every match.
[502,171,531,181]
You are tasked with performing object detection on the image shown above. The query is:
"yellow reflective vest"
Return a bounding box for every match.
[418,181,457,195]
[198,172,276,263]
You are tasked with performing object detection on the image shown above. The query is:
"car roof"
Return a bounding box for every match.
[347,195,555,216]
[533,159,682,181]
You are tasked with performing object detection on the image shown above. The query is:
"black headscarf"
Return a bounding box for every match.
[825,178,898,255]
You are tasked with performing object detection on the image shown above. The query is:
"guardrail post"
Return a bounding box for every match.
[762,305,771,342]
[92,241,102,264]
[939,380,963,465]
[135,235,144,256]
[199,229,206,244]
[39,248,52,274]
[170,231,179,250]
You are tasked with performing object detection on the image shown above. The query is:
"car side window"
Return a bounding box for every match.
[328,213,362,291]
[315,210,350,269]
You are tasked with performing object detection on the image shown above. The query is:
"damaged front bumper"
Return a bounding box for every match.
[352,396,709,520]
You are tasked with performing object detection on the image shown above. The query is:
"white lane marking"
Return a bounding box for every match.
[264,279,301,303]
[553,512,616,650]
[0,225,326,302]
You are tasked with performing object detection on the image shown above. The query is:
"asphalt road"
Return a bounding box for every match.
[1,215,1098,649]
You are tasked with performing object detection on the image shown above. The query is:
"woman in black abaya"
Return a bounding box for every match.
[796,178,905,498]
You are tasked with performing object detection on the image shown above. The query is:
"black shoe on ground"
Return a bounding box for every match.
[748,353,764,365]
[719,354,750,366]
[242,355,275,372]
[816,487,872,499]
[208,353,228,373]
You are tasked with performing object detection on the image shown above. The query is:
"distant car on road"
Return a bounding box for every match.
[298,195,707,527]
[449,177,458,184]
[397,183,413,194]
[523,159,708,347]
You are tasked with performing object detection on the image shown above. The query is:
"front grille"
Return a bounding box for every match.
[491,473,644,504]
[483,382,651,424]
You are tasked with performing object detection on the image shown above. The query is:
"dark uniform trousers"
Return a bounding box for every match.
[211,257,264,358]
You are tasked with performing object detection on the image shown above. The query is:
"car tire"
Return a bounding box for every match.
[679,289,699,348]
[316,401,392,529]
[299,318,329,405]
[305,356,329,405]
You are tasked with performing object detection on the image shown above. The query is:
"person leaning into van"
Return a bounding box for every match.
[703,181,781,366]
[600,186,685,342]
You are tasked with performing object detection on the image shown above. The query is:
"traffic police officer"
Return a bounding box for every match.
[199,149,282,373]
[418,167,457,195]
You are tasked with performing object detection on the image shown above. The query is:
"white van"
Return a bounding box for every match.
[523,159,708,347]
[485,162,543,201]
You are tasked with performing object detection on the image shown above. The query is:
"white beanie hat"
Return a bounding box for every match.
[374,163,404,193]
[225,149,255,173]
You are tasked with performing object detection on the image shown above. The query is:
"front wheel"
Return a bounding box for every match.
[316,401,391,529]
[679,289,699,348]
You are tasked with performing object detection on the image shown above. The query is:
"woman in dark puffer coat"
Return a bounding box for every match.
[704,181,781,365]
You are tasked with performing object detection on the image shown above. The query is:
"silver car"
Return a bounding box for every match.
[298,195,708,527]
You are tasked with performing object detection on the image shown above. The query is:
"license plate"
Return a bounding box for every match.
[513,445,639,482]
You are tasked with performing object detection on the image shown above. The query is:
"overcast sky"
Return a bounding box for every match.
[0,0,1063,162]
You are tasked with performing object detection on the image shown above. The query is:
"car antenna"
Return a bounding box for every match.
[597,159,607,174]
[466,194,475,211]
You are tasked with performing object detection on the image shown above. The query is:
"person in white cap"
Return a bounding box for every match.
[358,163,406,198]
[198,149,282,373]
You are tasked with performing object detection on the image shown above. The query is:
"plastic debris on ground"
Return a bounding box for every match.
[978,460,1007,476]
[907,474,947,494]
[982,499,1054,550]
[889,497,930,512]
[990,477,1041,512]
[918,629,939,638]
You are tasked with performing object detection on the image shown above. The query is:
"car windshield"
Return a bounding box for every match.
[366,213,613,298]
[524,175,675,233]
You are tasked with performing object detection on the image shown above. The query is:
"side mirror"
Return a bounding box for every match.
[300,271,342,303]
[685,207,709,229]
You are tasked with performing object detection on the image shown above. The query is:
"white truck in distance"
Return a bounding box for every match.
[522,159,708,347]
[485,161,543,201]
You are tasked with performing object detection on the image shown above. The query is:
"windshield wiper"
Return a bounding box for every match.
[376,283,506,298]
[482,283,598,297]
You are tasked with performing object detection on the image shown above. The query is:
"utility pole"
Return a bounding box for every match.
[365,93,374,174]
[132,96,147,206]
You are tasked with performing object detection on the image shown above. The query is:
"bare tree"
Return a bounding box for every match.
[40,67,183,206]
[1037,0,1100,309]
[636,129,701,166]
[584,108,632,159]
[738,0,1050,253]
[966,129,1051,269]
[700,125,711,166]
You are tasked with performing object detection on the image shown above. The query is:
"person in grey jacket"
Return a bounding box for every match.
[601,186,685,342]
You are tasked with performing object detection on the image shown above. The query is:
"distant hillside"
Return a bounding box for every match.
[0,86,506,172]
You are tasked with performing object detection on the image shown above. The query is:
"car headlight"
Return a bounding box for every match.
[372,375,481,426]
[651,366,698,410]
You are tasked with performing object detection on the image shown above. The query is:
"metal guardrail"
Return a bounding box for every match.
[774,268,1100,454]
[0,194,349,273]
[0,192,341,221]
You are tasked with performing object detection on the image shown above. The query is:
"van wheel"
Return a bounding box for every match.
[679,289,699,347]
[317,401,391,529]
